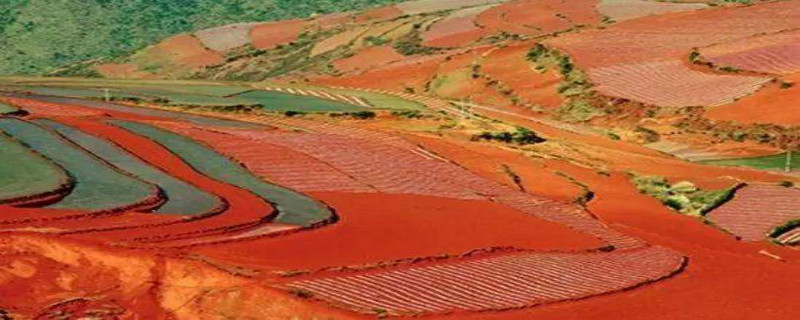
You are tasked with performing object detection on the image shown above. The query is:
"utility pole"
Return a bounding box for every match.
[786,149,793,173]
[104,88,111,102]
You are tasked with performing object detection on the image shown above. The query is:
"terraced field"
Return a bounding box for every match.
[39,119,222,216]
[707,185,800,241]
[0,118,161,213]
[110,120,333,227]
[0,133,70,205]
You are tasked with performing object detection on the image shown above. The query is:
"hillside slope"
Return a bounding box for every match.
[0,0,399,75]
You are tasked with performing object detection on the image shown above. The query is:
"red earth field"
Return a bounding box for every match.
[6,0,800,318]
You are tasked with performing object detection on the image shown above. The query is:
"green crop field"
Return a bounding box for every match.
[40,119,221,216]
[0,133,68,203]
[110,119,333,226]
[263,82,426,110]
[0,101,19,114]
[700,152,800,172]
[235,90,369,112]
[0,118,157,212]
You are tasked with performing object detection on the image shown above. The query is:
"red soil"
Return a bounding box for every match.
[707,184,800,241]
[701,29,800,75]
[597,0,708,22]
[588,59,770,107]
[250,20,307,50]
[154,123,374,193]
[404,134,585,202]
[332,46,405,74]
[310,12,353,29]
[421,6,495,48]
[705,73,800,125]
[316,53,444,92]
[1,97,105,117]
[47,118,280,244]
[154,34,225,68]
[353,6,403,23]
[481,43,563,108]
[433,170,800,320]
[546,0,800,107]
[193,192,605,271]
[477,0,599,36]
[288,246,683,315]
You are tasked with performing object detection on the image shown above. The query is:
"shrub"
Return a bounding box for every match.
[473,127,546,145]
[391,110,423,119]
[780,81,795,89]
[283,110,306,117]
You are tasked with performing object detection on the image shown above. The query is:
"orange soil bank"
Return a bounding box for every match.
[481,42,563,108]
[154,34,225,68]
[250,19,308,50]
[705,73,800,125]
[193,192,606,271]
[332,46,405,74]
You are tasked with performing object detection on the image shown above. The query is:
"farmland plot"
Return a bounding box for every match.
[288,246,684,315]
[40,119,222,216]
[0,118,161,213]
[0,134,70,205]
[707,185,800,241]
[110,120,333,227]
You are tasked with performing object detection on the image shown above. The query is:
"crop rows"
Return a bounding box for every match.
[597,0,707,22]
[288,246,684,315]
[258,86,372,108]
[40,119,223,216]
[588,60,771,107]
[0,132,71,207]
[775,227,800,245]
[707,185,800,241]
[0,118,163,214]
[111,120,333,227]
[704,41,800,75]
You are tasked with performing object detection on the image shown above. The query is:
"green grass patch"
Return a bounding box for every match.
[0,101,20,114]
[39,119,220,216]
[260,82,425,110]
[234,90,368,112]
[0,133,68,203]
[700,152,800,172]
[110,120,332,226]
[632,175,736,216]
[0,118,157,212]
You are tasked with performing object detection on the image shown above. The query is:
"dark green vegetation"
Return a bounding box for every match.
[0,79,407,113]
[0,132,68,203]
[473,127,547,145]
[0,118,157,211]
[0,0,401,75]
[700,152,800,172]
[632,175,736,216]
[39,119,221,216]
[233,90,369,112]
[110,120,333,226]
[527,44,603,122]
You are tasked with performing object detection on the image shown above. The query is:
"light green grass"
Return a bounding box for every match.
[39,119,221,216]
[0,102,18,114]
[235,90,369,112]
[0,133,68,203]
[110,120,333,226]
[700,152,800,172]
[0,118,157,211]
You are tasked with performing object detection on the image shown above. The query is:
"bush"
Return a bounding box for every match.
[473,127,546,145]
[391,110,423,119]
[284,110,306,117]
